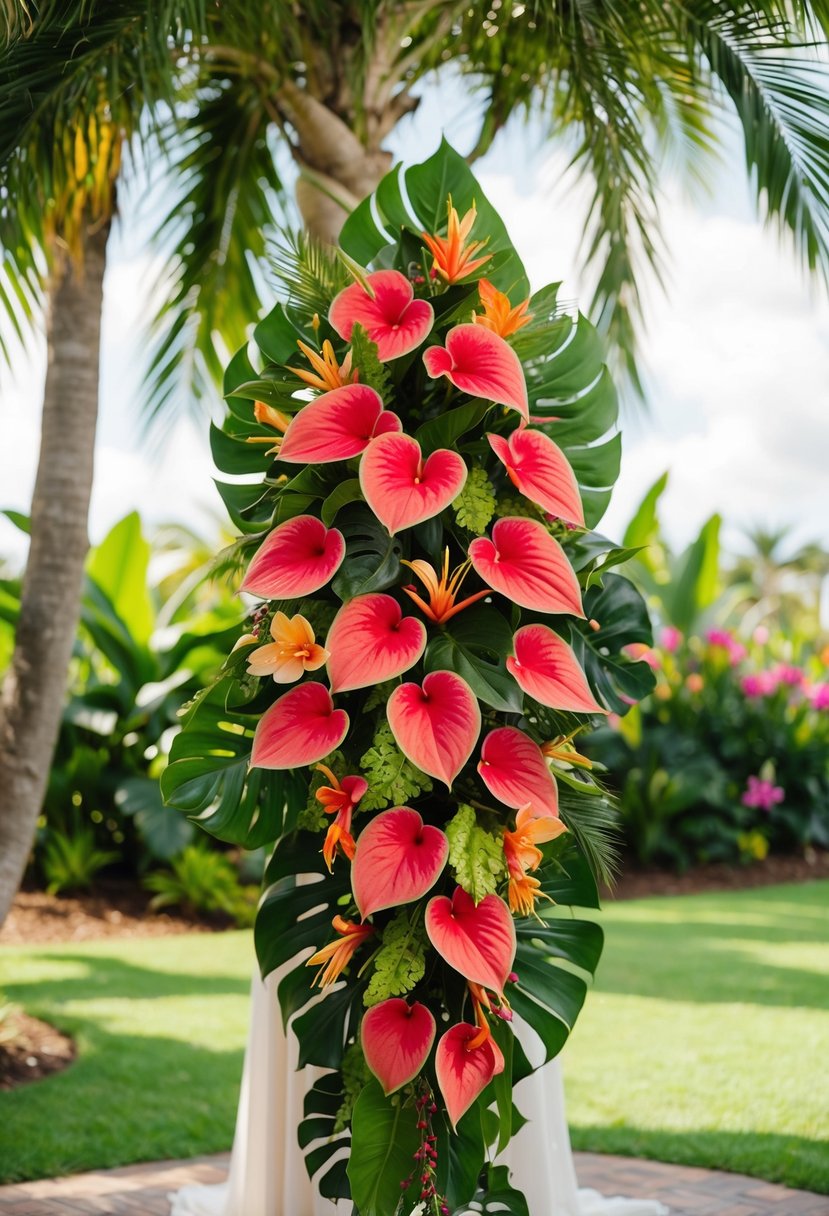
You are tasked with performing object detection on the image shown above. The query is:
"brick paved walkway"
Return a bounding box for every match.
[0,1151,827,1214]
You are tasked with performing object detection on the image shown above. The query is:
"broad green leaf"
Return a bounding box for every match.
[455,1164,530,1215]
[321,479,363,525]
[664,514,721,633]
[210,421,274,476]
[570,573,655,714]
[86,513,154,648]
[114,776,194,859]
[331,509,403,600]
[347,1081,421,1216]
[253,301,306,364]
[415,399,492,455]
[622,470,668,553]
[213,479,276,534]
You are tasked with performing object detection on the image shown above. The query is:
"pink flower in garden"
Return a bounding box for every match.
[660,626,683,653]
[773,664,804,688]
[741,776,784,811]
[753,625,770,645]
[625,642,660,670]
[810,683,829,710]
[740,671,779,699]
[705,628,746,665]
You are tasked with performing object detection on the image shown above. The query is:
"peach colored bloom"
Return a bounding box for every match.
[246,612,328,684]
[502,804,567,916]
[472,278,532,338]
[306,915,374,988]
[292,339,357,392]
[401,548,490,625]
[421,201,491,283]
[315,764,367,872]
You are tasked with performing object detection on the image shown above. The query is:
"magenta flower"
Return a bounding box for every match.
[773,664,804,688]
[660,626,683,654]
[810,683,829,711]
[741,671,779,699]
[705,628,746,665]
[741,776,784,811]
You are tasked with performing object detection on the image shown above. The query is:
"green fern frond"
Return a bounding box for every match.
[268,230,350,323]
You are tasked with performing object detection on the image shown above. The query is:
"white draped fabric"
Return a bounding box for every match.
[170,969,667,1216]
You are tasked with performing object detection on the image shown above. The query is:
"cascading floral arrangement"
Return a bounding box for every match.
[163,144,654,1216]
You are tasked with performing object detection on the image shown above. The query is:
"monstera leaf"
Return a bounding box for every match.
[299,1074,352,1202]
[569,573,656,714]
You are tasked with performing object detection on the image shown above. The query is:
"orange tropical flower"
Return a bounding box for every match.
[315,763,367,872]
[306,915,374,988]
[245,401,292,454]
[472,278,533,338]
[246,612,329,684]
[541,730,593,770]
[292,338,357,392]
[502,804,567,917]
[401,547,491,625]
[421,200,492,284]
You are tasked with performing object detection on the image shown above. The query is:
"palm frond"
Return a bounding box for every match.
[558,783,620,890]
[268,230,350,319]
[144,77,290,433]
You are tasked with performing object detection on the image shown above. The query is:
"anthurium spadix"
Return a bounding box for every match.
[251,681,349,770]
[507,624,605,713]
[488,427,584,526]
[468,516,584,617]
[241,515,345,600]
[422,323,529,422]
[361,999,437,1096]
[478,726,560,818]
[277,383,401,464]
[352,807,448,920]
[360,432,468,536]
[329,269,435,361]
[425,888,516,995]
[325,594,426,693]
[436,1021,505,1129]
[387,670,480,787]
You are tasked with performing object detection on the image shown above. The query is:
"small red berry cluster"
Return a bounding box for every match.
[400,1085,451,1215]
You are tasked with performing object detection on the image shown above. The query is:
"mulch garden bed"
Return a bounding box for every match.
[0,1006,75,1090]
[604,848,829,901]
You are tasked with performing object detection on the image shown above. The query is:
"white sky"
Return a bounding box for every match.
[2,72,828,568]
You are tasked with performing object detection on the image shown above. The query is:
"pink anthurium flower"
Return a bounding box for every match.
[425,887,516,995]
[468,517,584,617]
[478,726,559,818]
[352,807,449,920]
[361,999,437,1096]
[387,670,481,788]
[436,1021,505,1129]
[487,428,584,526]
[329,269,435,362]
[422,323,528,422]
[251,682,349,770]
[506,624,605,714]
[241,515,345,600]
[278,383,401,464]
[325,594,426,693]
[359,432,467,535]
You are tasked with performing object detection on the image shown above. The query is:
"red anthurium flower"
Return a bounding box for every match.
[278,383,401,464]
[472,279,533,338]
[503,804,567,917]
[352,807,448,920]
[468,517,584,617]
[401,547,491,624]
[487,428,584,526]
[251,682,349,770]
[241,515,345,600]
[306,915,374,988]
[478,726,559,818]
[425,887,516,995]
[387,670,481,788]
[421,202,492,284]
[360,432,467,535]
[246,612,328,684]
[435,1021,505,1129]
[315,764,367,872]
[329,269,434,361]
[292,338,358,392]
[506,624,605,713]
[423,324,528,422]
[361,999,437,1096]
[325,594,426,693]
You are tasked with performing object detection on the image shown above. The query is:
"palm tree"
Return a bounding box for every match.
[1,0,828,924]
[726,526,829,635]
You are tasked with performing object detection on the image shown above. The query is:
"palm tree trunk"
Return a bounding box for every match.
[0,221,109,926]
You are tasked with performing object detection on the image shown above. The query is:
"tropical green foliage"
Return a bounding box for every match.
[144,844,259,924]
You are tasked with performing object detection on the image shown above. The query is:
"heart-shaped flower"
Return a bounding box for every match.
[251,682,349,770]
[362,999,437,1096]
[507,624,604,713]
[387,671,480,788]
[436,1021,505,1129]
[478,726,559,818]
[240,515,345,600]
[352,807,448,920]
[488,427,583,526]
[329,269,434,361]
[425,887,516,994]
[468,517,584,616]
[360,432,467,535]
[325,594,426,693]
[278,383,401,464]
[423,323,528,421]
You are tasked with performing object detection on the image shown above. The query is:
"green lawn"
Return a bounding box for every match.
[1,881,827,1191]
